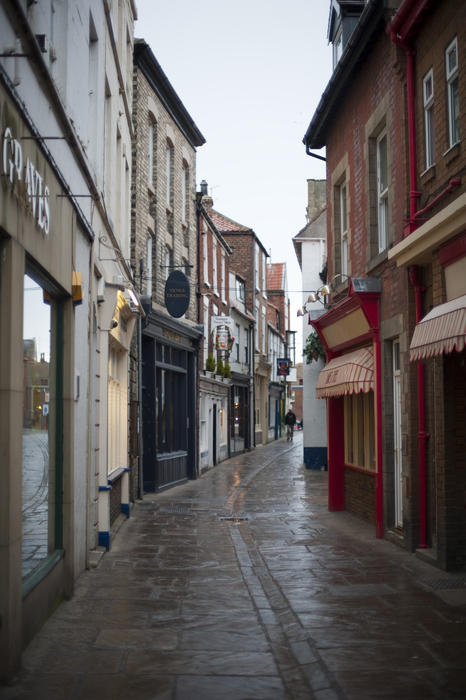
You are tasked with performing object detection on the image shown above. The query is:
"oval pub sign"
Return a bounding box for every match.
[164,269,190,318]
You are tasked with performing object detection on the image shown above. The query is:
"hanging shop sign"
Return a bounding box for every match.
[2,125,51,235]
[164,269,190,318]
[277,358,291,376]
[211,315,235,333]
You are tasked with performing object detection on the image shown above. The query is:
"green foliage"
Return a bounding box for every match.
[223,362,231,378]
[216,358,225,376]
[205,354,216,372]
[303,332,326,364]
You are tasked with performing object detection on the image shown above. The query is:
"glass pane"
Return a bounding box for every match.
[377,135,387,192]
[22,275,52,578]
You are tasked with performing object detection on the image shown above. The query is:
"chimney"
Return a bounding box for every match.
[200,179,213,210]
[306,179,326,223]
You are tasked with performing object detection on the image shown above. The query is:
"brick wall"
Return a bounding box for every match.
[345,469,376,525]
[131,65,199,322]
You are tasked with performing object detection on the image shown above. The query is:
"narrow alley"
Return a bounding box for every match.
[4,435,466,700]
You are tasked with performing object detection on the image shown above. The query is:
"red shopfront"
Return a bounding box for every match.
[310,278,384,537]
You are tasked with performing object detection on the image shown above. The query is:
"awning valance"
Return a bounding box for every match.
[316,346,374,399]
[410,294,466,361]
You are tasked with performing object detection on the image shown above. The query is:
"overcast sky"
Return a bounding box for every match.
[134,0,332,346]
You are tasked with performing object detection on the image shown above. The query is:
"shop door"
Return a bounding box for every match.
[393,340,403,528]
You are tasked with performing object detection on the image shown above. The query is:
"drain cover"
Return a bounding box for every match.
[220,515,249,522]
[421,577,466,590]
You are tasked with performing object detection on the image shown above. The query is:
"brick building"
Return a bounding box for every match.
[206,201,270,446]
[198,184,232,470]
[131,39,205,492]
[266,263,289,440]
[303,0,466,570]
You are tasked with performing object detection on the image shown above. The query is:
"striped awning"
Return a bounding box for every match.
[410,294,466,361]
[316,346,374,399]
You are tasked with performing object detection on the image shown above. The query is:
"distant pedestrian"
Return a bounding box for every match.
[285,409,296,441]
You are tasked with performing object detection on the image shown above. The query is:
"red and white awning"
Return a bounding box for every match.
[316,346,374,399]
[410,294,466,361]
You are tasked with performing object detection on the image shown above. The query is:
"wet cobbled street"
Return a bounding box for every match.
[4,434,466,699]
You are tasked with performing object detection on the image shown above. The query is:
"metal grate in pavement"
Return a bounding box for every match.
[158,505,194,515]
[421,577,466,590]
[219,514,249,522]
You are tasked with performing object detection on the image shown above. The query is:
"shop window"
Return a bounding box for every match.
[107,342,127,475]
[344,391,375,471]
[22,273,63,578]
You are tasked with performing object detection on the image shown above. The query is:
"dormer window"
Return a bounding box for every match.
[333,25,343,68]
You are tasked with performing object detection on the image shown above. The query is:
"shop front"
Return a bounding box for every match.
[142,309,202,491]
[0,82,78,677]
[310,278,384,537]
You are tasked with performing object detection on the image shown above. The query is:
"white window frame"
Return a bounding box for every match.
[340,182,348,276]
[333,25,343,69]
[423,69,435,169]
[237,277,245,301]
[165,246,171,282]
[203,231,209,287]
[221,252,226,302]
[376,131,388,253]
[235,323,240,362]
[212,239,218,295]
[446,37,459,148]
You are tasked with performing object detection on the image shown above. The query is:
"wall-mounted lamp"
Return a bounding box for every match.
[297,284,330,316]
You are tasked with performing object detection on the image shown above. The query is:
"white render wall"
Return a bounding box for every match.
[301,237,327,468]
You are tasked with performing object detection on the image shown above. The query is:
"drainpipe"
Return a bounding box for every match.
[388,22,429,548]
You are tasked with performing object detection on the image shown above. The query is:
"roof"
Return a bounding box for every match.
[134,39,205,149]
[293,209,327,268]
[267,263,286,293]
[303,0,385,149]
[207,208,269,256]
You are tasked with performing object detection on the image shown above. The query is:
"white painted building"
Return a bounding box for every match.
[293,180,328,469]
[0,0,137,680]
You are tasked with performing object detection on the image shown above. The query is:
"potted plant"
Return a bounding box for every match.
[303,331,326,364]
[216,358,225,377]
[223,362,231,379]
[205,354,216,374]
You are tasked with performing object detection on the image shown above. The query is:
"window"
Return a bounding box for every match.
[22,273,63,578]
[108,343,127,475]
[145,233,153,296]
[344,392,375,471]
[423,69,435,169]
[181,161,189,222]
[212,239,218,295]
[164,246,172,281]
[255,244,259,290]
[203,231,209,286]
[235,323,240,362]
[446,37,459,148]
[261,306,266,354]
[236,277,245,301]
[165,141,173,208]
[333,26,343,68]
[148,118,156,185]
[221,253,226,302]
[376,131,388,252]
[340,182,348,276]
[203,297,209,364]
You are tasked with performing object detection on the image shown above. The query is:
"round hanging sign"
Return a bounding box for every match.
[164,269,190,318]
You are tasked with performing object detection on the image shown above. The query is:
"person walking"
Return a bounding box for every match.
[285,408,296,441]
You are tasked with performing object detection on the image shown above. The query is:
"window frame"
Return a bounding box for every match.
[376,130,388,253]
[344,391,375,471]
[340,181,348,277]
[446,37,459,148]
[423,68,435,169]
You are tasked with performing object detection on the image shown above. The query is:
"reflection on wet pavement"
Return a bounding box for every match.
[5,433,466,699]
